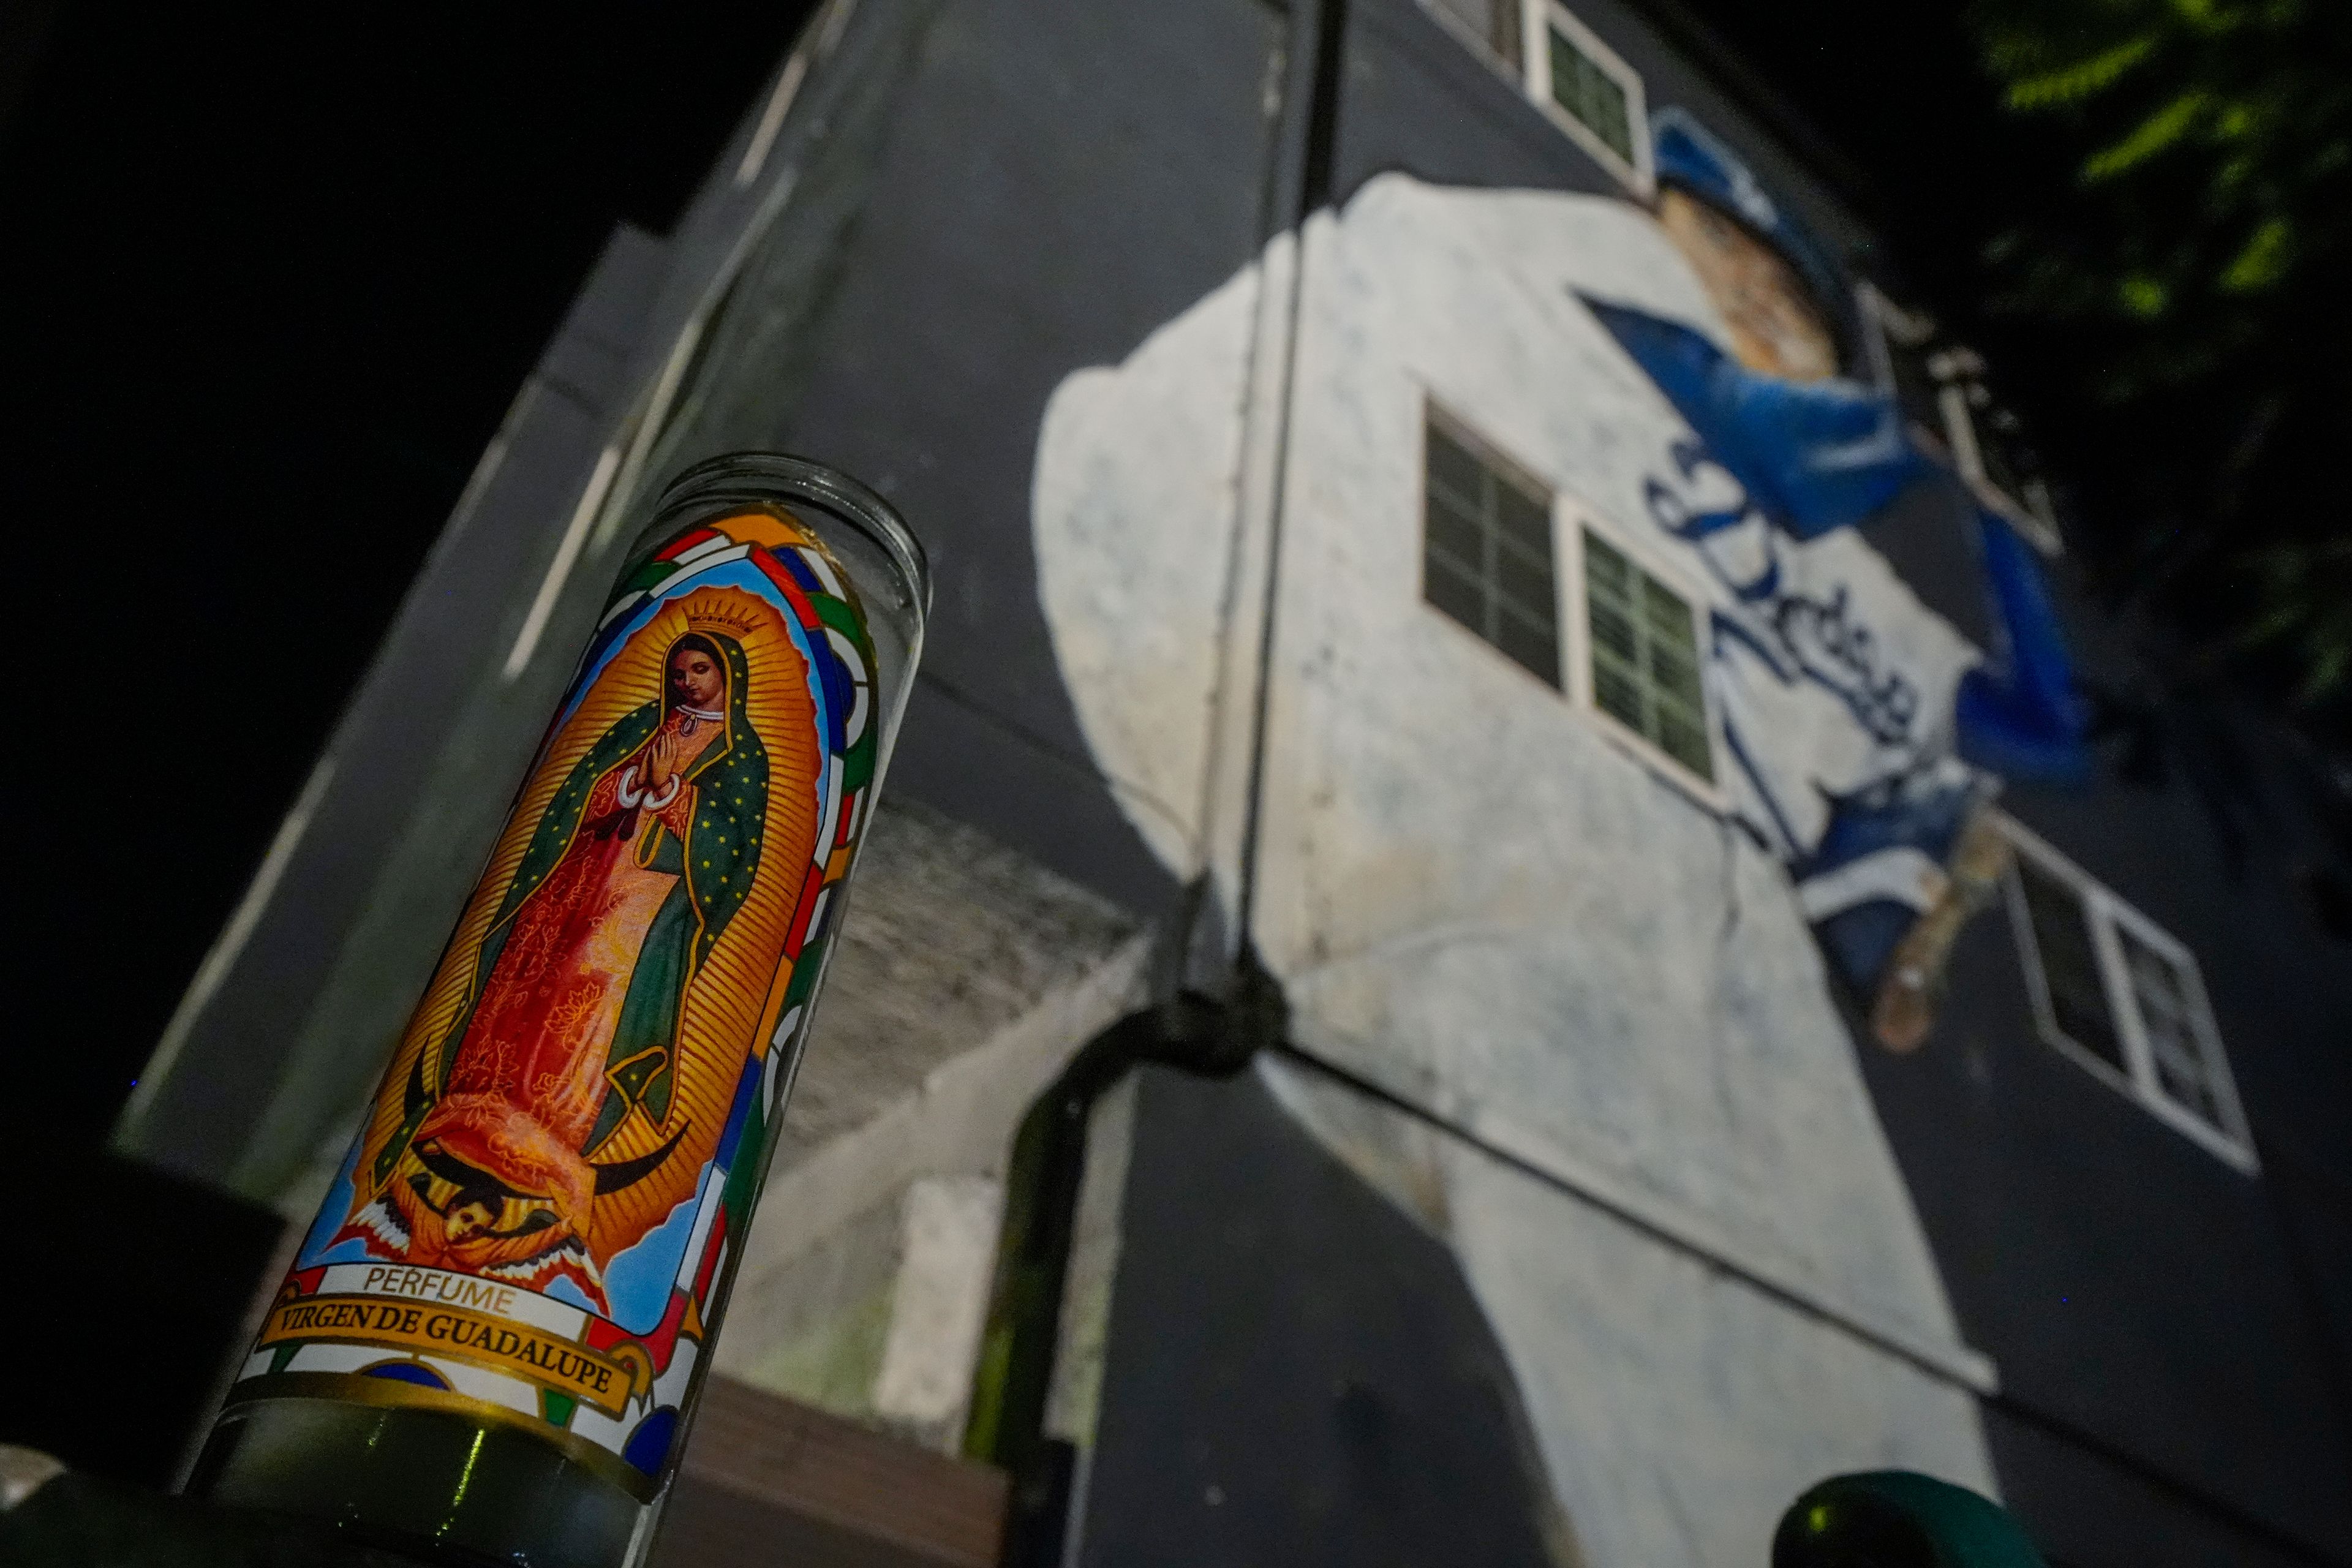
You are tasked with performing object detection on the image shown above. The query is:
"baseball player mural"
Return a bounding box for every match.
[1593,109,2090,1052]
[1038,107,2090,1068]
[1031,96,2086,1542]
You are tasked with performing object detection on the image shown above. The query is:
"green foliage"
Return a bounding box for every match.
[2217,214,2293,290]
[2081,88,2210,181]
[2117,273,2168,317]
[1999,35,2155,110]
[1968,0,2352,717]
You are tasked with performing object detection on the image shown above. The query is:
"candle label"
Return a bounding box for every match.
[227,508,881,1496]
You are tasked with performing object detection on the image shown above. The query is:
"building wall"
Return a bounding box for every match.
[1024,1,2352,1560]
[1038,159,2002,1566]
[124,0,2352,1561]
[709,797,1147,1450]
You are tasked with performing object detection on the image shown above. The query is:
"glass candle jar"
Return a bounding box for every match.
[186,453,929,1568]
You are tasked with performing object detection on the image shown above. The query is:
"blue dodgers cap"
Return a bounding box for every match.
[1650,106,1846,319]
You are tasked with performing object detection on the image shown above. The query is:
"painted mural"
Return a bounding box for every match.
[1594,108,2089,1052]
[226,508,886,1493]
[114,2,2345,1556]
[1028,96,2094,1561]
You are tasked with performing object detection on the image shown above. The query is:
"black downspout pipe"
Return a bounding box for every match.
[971,0,1348,1558]
[965,955,1284,1568]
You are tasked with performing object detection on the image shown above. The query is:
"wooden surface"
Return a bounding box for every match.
[653,1378,1008,1568]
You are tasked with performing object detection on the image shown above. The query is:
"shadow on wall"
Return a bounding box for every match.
[1076,1063,1579,1568]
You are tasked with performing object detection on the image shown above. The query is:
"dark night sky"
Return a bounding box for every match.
[2,1,1995,1148]
[4,4,820,1147]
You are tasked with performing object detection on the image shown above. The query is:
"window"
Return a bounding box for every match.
[1421,1,1652,191]
[2012,851,2125,1071]
[1426,0,1523,72]
[1423,413,1561,688]
[1971,403,2032,508]
[1858,285,2064,556]
[1956,392,2064,555]
[2002,818,2256,1170]
[1545,21,1632,162]
[1419,407,1721,799]
[2119,925,2231,1128]
[1856,283,1945,446]
[1522,3,1651,191]
[1579,530,1713,784]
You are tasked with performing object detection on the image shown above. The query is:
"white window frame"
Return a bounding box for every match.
[1414,399,1724,808]
[1559,496,1726,809]
[1416,0,1655,195]
[1943,378,2065,556]
[2000,815,2258,1172]
[1518,1,1654,196]
[1419,401,1566,692]
[1856,285,2065,557]
[1417,0,1524,74]
[1855,281,1937,432]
